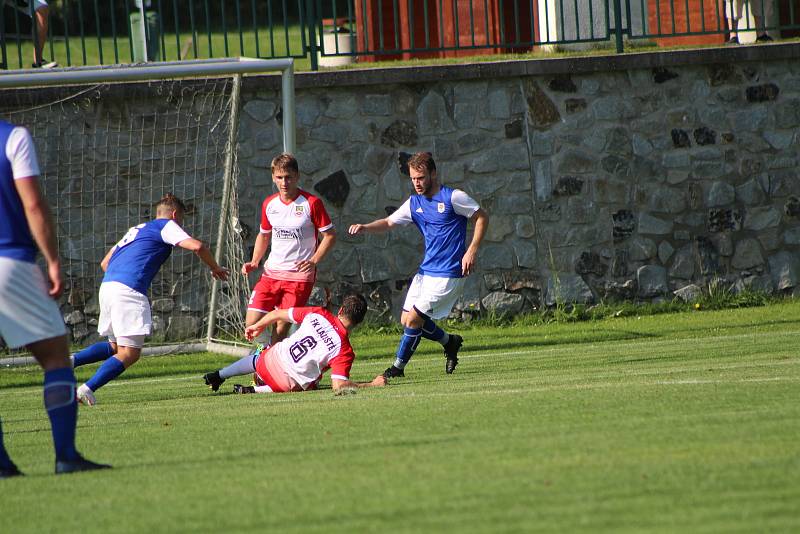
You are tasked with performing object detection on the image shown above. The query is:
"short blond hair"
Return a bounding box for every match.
[271,153,299,175]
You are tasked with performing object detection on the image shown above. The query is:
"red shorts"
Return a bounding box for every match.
[247,274,314,313]
[254,346,303,393]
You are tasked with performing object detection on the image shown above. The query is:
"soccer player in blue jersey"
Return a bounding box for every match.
[348,152,488,378]
[71,193,229,406]
[0,120,109,476]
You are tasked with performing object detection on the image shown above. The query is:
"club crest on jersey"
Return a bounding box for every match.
[293,204,304,217]
[437,202,445,213]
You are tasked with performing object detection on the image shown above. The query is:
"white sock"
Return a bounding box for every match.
[219,354,258,379]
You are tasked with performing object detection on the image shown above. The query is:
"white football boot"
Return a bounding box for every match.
[76,384,96,406]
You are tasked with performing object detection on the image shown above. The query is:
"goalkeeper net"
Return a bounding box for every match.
[0,59,294,364]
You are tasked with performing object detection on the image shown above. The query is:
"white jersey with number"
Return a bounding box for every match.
[259,190,333,274]
[271,306,355,389]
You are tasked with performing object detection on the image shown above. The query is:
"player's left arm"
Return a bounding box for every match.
[176,237,229,281]
[462,208,488,276]
[100,245,116,272]
[331,375,388,393]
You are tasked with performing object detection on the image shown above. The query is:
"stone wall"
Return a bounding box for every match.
[233,44,800,320]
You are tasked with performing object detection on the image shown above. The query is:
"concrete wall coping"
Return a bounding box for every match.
[286,42,800,90]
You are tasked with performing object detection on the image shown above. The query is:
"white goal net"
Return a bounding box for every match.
[0,59,295,364]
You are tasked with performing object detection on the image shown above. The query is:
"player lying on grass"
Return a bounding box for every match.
[203,294,387,394]
[70,193,229,406]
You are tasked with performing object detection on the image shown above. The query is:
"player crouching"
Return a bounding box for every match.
[203,294,386,395]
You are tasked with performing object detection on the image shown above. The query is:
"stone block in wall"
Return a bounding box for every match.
[362,94,392,116]
[784,226,800,245]
[732,238,765,270]
[457,132,492,155]
[757,228,782,253]
[357,248,391,283]
[566,199,591,225]
[637,265,668,297]
[480,243,515,270]
[486,216,514,242]
[488,87,511,119]
[515,216,535,238]
[632,134,654,157]
[658,241,675,263]
[454,103,478,128]
[763,131,794,151]
[496,195,532,215]
[482,291,525,318]
[592,96,637,121]
[735,179,766,206]
[594,178,630,205]
[554,176,584,197]
[166,315,201,341]
[151,298,174,313]
[638,213,673,235]
[733,274,774,294]
[775,99,800,128]
[328,249,359,278]
[603,279,636,300]
[544,272,593,306]
[314,170,350,208]
[484,273,504,291]
[513,241,538,269]
[769,251,800,291]
[534,159,553,202]
[629,236,657,262]
[744,206,781,231]
[668,244,695,280]
[498,143,531,171]
[768,157,797,170]
[468,152,500,174]
[243,100,277,123]
[708,233,733,257]
[647,188,687,214]
[63,310,84,326]
[417,91,455,135]
[505,119,523,139]
[529,131,554,156]
[730,107,768,132]
[674,284,702,302]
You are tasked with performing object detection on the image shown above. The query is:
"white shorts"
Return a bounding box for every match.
[402,273,465,320]
[0,257,66,349]
[98,281,152,341]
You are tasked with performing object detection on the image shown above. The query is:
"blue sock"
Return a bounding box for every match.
[43,368,79,462]
[0,418,14,469]
[421,317,449,345]
[72,341,115,367]
[393,327,422,369]
[85,356,126,392]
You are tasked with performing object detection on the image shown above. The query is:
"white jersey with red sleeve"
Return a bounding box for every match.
[259,190,333,278]
[272,306,355,389]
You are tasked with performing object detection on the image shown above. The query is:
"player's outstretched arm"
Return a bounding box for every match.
[331,375,387,394]
[462,208,489,276]
[245,309,291,341]
[14,177,62,297]
[348,218,394,236]
[177,238,229,280]
[242,232,269,274]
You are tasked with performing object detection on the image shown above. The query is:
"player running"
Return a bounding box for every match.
[71,193,229,406]
[240,153,336,351]
[202,294,386,394]
[0,119,109,475]
[348,152,488,378]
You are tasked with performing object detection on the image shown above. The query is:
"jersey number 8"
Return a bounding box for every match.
[116,223,146,248]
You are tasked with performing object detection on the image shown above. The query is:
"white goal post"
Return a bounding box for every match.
[0,58,295,363]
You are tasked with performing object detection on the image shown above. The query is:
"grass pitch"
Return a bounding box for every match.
[2,302,799,532]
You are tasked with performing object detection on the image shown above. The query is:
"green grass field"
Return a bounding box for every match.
[2,302,799,532]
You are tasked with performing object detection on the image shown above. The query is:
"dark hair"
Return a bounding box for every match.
[340,294,368,325]
[156,192,186,214]
[271,153,299,175]
[408,152,436,174]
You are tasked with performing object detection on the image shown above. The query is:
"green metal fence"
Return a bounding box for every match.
[2,0,799,71]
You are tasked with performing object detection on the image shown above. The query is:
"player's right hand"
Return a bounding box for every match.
[241,261,259,275]
[348,224,364,235]
[372,375,388,387]
[245,323,265,342]
[211,267,230,281]
[47,261,63,298]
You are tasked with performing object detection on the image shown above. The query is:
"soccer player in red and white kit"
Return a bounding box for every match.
[202,294,386,394]
[239,153,335,351]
